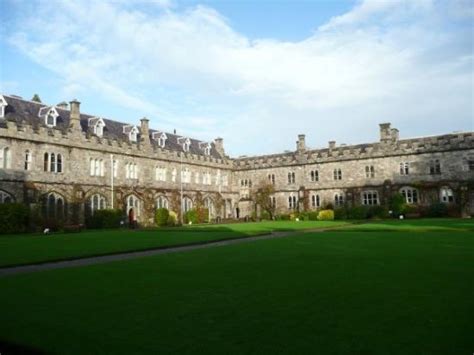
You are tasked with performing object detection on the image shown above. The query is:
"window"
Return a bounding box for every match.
[178,137,191,152]
[288,195,298,210]
[204,197,214,215]
[126,163,138,179]
[42,192,65,220]
[156,196,169,209]
[57,154,63,173]
[203,172,211,185]
[90,159,104,177]
[270,196,276,208]
[45,108,58,127]
[310,170,319,182]
[400,162,410,175]
[182,168,191,183]
[0,95,7,118]
[90,194,106,214]
[93,119,105,137]
[222,175,228,187]
[362,191,379,205]
[50,153,56,172]
[334,193,344,207]
[365,165,375,178]
[440,187,454,203]
[288,172,295,184]
[126,195,141,217]
[311,194,320,208]
[158,134,166,148]
[182,197,193,212]
[429,160,441,175]
[202,143,211,156]
[155,167,167,182]
[333,169,342,180]
[24,150,32,170]
[469,160,474,171]
[1,147,11,169]
[129,128,138,142]
[44,153,49,172]
[0,190,13,203]
[195,172,200,184]
[400,187,418,204]
[172,168,177,182]
[268,174,275,185]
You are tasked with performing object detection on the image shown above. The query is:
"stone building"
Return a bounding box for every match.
[0,93,473,225]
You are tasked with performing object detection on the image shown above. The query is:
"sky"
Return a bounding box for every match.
[0,0,473,157]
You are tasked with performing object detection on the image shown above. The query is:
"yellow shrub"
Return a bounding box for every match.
[317,209,334,220]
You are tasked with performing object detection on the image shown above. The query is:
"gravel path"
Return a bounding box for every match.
[0,230,306,277]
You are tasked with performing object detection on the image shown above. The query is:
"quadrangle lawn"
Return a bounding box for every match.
[0,229,473,354]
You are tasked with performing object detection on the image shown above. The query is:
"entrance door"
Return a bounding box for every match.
[236,207,240,219]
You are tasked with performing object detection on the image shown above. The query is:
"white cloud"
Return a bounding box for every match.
[4,0,473,155]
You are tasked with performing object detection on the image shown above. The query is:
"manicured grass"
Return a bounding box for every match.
[335,218,474,232]
[0,220,347,267]
[0,231,472,354]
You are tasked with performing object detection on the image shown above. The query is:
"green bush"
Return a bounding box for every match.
[346,206,369,220]
[155,208,170,227]
[389,193,405,217]
[317,209,334,220]
[367,205,389,219]
[426,203,448,218]
[334,208,347,220]
[184,208,209,224]
[275,214,291,220]
[87,209,123,229]
[307,211,319,221]
[260,210,271,220]
[0,203,30,234]
[168,211,178,226]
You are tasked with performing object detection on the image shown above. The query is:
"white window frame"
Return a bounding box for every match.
[400,187,418,204]
[45,107,59,128]
[0,95,7,118]
[440,187,454,203]
[362,191,379,205]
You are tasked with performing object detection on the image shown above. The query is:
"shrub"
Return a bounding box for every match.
[155,208,170,227]
[168,211,178,226]
[389,193,405,217]
[307,211,319,221]
[260,210,271,220]
[426,202,448,218]
[0,203,30,234]
[367,205,389,219]
[87,209,123,229]
[334,208,347,220]
[184,208,209,224]
[275,214,291,220]
[317,209,334,220]
[346,206,369,220]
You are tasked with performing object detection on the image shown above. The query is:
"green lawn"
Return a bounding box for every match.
[0,230,473,354]
[336,218,474,232]
[0,220,347,267]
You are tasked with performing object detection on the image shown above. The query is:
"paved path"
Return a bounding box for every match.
[0,229,316,277]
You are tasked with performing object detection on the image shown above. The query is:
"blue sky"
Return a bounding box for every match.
[0,0,473,156]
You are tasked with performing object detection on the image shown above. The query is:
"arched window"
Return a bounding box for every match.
[311,194,320,208]
[24,150,32,170]
[43,192,65,220]
[204,197,214,215]
[440,187,454,203]
[400,187,418,204]
[0,147,11,169]
[0,190,14,203]
[44,153,49,171]
[90,194,106,214]
[50,153,56,173]
[288,195,297,210]
[362,191,379,205]
[334,193,344,207]
[46,112,55,127]
[156,196,169,209]
[182,197,193,212]
[57,154,62,173]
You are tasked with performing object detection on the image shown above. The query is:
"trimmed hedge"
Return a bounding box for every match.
[184,208,209,224]
[0,203,30,234]
[86,209,123,229]
[155,208,170,227]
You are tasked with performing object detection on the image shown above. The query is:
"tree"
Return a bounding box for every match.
[252,180,276,220]
[31,94,42,103]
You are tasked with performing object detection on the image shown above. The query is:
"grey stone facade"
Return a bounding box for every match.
[1,94,473,225]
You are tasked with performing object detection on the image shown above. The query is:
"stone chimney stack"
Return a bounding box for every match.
[214,137,225,157]
[379,123,392,142]
[140,117,150,143]
[69,99,81,131]
[297,134,306,152]
[329,141,336,150]
[391,128,399,141]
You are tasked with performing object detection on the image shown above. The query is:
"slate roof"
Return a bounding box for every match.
[0,94,223,159]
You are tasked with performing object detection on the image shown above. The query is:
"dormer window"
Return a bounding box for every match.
[90,118,106,137]
[152,132,167,148]
[199,142,212,156]
[178,137,191,152]
[123,125,139,143]
[0,95,7,118]
[42,107,59,127]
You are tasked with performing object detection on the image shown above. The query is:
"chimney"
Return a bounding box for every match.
[379,123,391,142]
[297,134,306,152]
[391,128,399,141]
[214,137,225,157]
[57,101,68,110]
[69,99,81,130]
[328,141,336,150]
[140,117,150,142]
